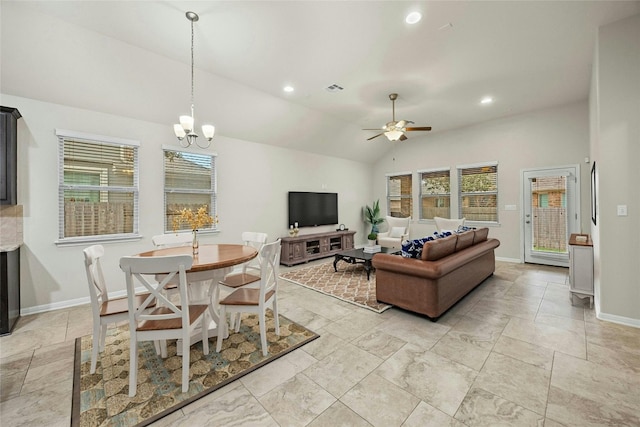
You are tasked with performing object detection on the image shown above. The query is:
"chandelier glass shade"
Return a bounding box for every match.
[384,130,404,141]
[174,11,214,149]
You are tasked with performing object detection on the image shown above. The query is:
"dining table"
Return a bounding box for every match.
[136,243,258,353]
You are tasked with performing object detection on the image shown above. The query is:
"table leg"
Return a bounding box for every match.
[333,255,340,272]
[176,268,231,355]
[364,261,372,281]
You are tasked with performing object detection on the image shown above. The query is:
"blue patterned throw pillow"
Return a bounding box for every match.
[457,225,476,233]
[401,236,434,258]
[433,231,453,239]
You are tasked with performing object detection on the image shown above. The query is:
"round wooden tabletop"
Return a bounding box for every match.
[136,244,258,272]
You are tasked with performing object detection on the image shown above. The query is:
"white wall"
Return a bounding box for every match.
[3,94,372,313]
[591,13,640,325]
[371,101,591,261]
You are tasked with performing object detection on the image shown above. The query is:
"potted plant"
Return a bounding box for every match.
[367,232,378,246]
[364,199,384,234]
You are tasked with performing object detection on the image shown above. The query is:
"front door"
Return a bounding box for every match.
[522,166,579,267]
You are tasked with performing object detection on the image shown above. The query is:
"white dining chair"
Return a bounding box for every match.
[83,244,156,374]
[120,254,209,396]
[216,239,281,357]
[215,232,268,329]
[151,232,215,300]
[151,232,193,248]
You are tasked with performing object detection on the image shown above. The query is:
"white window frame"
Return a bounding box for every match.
[457,161,499,224]
[162,145,218,234]
[386,171,413,218]
[418,168,451,221]
[56,129,140,246]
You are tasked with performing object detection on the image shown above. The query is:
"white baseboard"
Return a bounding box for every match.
[20,287,141,316]
[496,256,521,263]
[596,309,640,329]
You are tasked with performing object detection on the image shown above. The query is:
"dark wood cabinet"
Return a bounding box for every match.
[0,248,20,335]
[280,230,356,266]
[0,106,21,335]
[1,106,21,205]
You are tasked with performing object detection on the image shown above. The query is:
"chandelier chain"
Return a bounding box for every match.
[190,17,195,117]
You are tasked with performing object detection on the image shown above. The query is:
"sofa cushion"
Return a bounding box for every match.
[473,227,489,244]
[401,236,433,259]
[455,230,475,251]
[421,234,458,261]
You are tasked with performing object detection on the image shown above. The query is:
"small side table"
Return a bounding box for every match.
[568,233,594,308]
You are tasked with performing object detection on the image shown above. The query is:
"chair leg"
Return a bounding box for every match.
[160,340,168,358]
[273,300,280,336]
[90,322,100,374]
[181,334,190,393]
[259,310,267,357]
[128,335,138,397]
[234,313,242,333]
[216,306,226,353]
[99,324,108,351]
[201,312,209,356]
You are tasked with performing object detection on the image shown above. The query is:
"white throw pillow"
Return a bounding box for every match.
[390,226,405,238]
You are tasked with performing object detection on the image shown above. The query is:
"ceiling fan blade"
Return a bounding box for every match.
[362,128,384,131]
[367,133,384,141]
[399,134,408,141]
[405,126,432,131]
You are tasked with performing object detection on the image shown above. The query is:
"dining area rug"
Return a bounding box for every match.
[280,261,392,313]
[72,311,318,427]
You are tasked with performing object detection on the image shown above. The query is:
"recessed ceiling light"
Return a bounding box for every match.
[480,97,493,105]
[405,12,422,25]
[283,86,294,93]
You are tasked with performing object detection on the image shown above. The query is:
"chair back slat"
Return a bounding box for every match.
[120,255,193,326]
[83,245,109,312]
[241,231,268,273]
[259,239,281,301]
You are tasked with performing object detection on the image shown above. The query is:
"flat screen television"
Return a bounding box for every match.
[288,191,338,227]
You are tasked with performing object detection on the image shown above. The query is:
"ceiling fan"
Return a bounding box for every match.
[363,93,432,141]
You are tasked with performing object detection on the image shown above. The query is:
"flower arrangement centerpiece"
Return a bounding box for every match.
[172,205,217,254]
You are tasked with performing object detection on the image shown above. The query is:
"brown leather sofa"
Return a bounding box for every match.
[372,228,500,319]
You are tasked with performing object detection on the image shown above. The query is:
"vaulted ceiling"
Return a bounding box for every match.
[2,1,638,163]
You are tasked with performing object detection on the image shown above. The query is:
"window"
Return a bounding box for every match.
[419,169,450,220]
[163,147,217,233]
[57,129,139,243]
[457,162,498,222]
[386,173,412,218]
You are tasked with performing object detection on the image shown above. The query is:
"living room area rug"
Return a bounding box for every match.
[72,311,318,427]
[280,260,392,313]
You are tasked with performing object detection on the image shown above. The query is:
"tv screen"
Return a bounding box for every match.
[288,192,338,227]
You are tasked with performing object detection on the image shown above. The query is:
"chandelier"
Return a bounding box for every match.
[173,11,214,149]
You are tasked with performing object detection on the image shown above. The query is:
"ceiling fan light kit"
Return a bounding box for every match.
[173,11,214,149]
[364,93,432,141]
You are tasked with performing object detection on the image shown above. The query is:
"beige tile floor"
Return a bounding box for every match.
[1,260,639,426]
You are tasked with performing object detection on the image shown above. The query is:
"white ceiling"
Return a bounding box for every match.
[2,1,639,163]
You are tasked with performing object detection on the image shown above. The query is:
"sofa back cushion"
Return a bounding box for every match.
[473,227,489,244]
[455,230,475,252]
[421,234,458,261]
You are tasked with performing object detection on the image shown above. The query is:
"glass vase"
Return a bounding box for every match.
[192,230,199,255]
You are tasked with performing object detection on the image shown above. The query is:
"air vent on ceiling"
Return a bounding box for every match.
[325,84,344,93]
